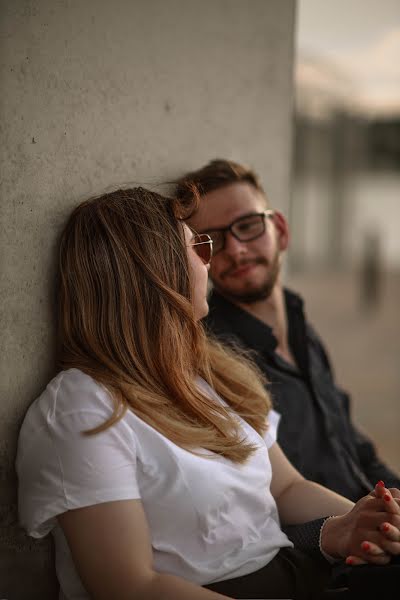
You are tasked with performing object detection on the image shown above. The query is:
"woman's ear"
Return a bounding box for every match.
[271,211,290,251]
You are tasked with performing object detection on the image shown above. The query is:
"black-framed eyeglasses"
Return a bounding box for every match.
[202,210,275,255]
[188,233,213,265]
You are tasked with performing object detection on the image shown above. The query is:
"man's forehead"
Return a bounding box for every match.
[190,182,267,230]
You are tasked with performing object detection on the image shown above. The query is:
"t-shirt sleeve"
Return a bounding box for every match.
[17,371,140,539]
[263,408,281,449]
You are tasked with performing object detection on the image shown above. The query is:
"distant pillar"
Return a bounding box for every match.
[328,112,348,270]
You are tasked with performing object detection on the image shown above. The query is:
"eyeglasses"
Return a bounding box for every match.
[203,210,274,255]
[189,233,213,265]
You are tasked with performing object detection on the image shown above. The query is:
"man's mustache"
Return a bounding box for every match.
[220,257,268,278]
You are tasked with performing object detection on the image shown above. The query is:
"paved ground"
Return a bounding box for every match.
[289,268,400,475]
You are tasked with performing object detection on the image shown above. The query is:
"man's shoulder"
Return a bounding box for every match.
[284,287,325,344]
[207,290,255,329]
[203,311,242,345]
[203,292,248,348]
[204,290,279,363]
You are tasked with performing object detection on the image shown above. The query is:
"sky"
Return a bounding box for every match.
[295,0,400,115]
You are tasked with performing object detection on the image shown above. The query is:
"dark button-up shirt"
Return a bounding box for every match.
[204,288,400,501]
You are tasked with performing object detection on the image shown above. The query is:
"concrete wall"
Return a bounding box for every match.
[0,0,295,597]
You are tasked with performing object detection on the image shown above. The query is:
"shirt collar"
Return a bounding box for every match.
[206,287,305,359]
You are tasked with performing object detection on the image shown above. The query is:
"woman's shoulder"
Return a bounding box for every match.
[20,368,114,434]
[16,369,141,539]
[16,369,133,475]
[44,367,109,405]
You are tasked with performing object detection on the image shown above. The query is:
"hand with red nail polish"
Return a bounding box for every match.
[345,554,370,566]
[371,481,400,503]
[379,521,400,542]
[373,482,400,528]
[376,485,400,515]
[320,489,400,566]
[361,541,370,552]
[374,484,400,546]
[344,538,391,568]
[361,540,387,556]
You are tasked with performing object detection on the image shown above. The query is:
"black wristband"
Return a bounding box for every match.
[282,517,328,558]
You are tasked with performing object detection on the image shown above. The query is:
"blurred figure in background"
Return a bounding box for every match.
[360,229,382,313]
[177,158,400,503]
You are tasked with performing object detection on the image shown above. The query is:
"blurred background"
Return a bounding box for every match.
[289,0,400,472]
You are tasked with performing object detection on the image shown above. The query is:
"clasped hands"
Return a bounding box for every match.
[321,481,400,566]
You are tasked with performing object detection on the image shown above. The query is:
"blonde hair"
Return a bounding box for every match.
[58,187,271,463]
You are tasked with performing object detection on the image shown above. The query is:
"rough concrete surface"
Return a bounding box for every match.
[0,1,295,597]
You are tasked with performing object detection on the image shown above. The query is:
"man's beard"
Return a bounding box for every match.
[214,250,281,305]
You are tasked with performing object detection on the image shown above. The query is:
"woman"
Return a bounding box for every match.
[17,187,400,600]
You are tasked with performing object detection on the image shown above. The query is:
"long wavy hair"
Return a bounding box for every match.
[58,187,271,462]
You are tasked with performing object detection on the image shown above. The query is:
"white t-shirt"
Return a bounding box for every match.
[16,368,292,600]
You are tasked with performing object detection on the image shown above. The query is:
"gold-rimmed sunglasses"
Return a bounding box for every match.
[189,233,213,265]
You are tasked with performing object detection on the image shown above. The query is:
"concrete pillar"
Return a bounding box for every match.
[0,1,296,597]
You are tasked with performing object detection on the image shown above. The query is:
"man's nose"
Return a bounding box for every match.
[223,231,248,257]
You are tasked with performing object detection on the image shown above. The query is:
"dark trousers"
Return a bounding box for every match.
[203,547,332,599]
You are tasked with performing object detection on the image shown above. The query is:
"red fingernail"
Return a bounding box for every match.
[384,494,391,502]
[382,523,390,532]
[361,541,370,551]
[346,557,354,565]
[376,480,385,487]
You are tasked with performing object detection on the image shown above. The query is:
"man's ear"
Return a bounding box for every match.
[271,211,290,251]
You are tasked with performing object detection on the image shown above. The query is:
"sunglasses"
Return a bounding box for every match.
[189,233,213,265]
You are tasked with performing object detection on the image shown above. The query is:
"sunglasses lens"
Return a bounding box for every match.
[207,231,224,254]
[192,234,212,265]
[195,244,211,264]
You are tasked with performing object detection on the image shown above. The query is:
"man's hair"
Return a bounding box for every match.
[175,158,266,203]
[58,186,271,462]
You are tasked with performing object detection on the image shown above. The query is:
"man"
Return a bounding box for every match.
[176,158,400,502]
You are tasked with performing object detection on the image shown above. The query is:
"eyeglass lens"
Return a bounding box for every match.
[209,214,266,254]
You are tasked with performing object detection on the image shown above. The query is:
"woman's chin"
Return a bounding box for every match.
[194,302,209,321]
